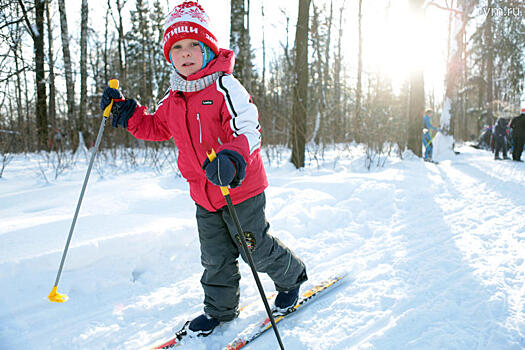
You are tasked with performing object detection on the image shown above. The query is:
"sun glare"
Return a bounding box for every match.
[354,2,449,93]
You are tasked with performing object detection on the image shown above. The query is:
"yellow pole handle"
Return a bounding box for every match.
[103,79,120,118]
[206,149,231,196]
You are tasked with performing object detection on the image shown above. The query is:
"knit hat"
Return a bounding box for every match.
[162,1,219,64]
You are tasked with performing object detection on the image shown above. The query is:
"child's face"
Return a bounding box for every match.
[170,39,203,77]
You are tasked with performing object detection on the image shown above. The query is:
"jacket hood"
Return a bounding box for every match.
[186,48,235,81]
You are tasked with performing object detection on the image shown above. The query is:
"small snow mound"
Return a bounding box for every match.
[433,133,456,162]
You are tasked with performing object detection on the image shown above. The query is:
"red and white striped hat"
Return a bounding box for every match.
[162,1,219,63]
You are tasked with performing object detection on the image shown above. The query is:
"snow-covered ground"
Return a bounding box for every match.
[1,144,524,349]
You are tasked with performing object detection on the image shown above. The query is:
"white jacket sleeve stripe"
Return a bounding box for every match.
[217,75,261,154]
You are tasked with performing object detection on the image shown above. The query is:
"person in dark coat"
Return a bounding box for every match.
[493,117,509,160]
[509,108,525,162]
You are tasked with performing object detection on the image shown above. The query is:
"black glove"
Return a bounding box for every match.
[202,149,247,188]
[100,87,137,128]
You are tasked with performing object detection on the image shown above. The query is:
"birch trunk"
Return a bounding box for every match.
[230,0,252,87]
[58,0,76,134]
[45,0,56,128]
[354,0,363,143]
[79,0,89,145]
[334,3,344,140]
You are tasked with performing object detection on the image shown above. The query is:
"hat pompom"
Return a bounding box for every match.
[162,1,219,64]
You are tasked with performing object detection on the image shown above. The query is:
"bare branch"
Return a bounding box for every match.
[16,0,37,39]
[0,66,29,84]
[426,1,464,16]
[0,17,25,31]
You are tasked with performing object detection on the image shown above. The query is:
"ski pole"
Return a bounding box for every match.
[206,149,285,350]
[429,131,439,145]
[48,79,119,303]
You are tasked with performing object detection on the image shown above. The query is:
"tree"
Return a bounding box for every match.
[57,0,76,142]
[109,0,128,84]
[4,2,27,137]
[406,0,425,157]
[484,0,494,125]
[127,0,154,106]
[333,1,345,141]
[17,0,49,150]
[309,1,326,144]
[354,0,363,143]
[230,0,253,88]
[150,0,172,101]
[79,0,89,144]
[45,0,56,128]
[291,0,311,168]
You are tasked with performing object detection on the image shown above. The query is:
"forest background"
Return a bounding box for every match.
[0,0,524,174]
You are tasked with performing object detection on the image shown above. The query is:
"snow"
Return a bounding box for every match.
[433,133,455,163]
[440,97,452,129]
[433,97,456,162]
[1,145,524,349]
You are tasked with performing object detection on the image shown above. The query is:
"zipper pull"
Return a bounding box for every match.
[197,113,202,144]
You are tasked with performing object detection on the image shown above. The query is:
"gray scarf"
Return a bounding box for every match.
[170,71,222,92]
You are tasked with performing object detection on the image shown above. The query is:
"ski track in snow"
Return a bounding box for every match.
[0,145,524,349]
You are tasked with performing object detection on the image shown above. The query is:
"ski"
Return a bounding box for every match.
[149,294,277,349]
[223,275,345,350]
[150,275,344,349]
[150,325,186,349]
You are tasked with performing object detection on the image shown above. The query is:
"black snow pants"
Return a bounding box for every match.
[512,135,524,161]
[196,191,307,321]
[494,135,507,158]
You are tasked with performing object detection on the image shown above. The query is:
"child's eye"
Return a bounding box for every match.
[191,42,200,47]
[173,45,181,49]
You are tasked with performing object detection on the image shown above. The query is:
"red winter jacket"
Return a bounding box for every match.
[126,49,268,212]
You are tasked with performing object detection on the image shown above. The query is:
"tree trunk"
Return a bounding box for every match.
[105,0,110,84]
[45,0,56,129]
[111,0,127,84]
[11,6,24,133]
[485,0,494,123]
[291,0,311,168]
[34,0,49,150]
[79,0,89,146]
[354,0,363,143]
[324,1,333,93]
[58,0,76,142]
[261,3,266,94]
[324,1,333,140]
[407,0,425,157]
[334,3,344,141]
[310,3,323,144]
[230,0,252,87]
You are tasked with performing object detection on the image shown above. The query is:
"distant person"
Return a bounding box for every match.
[422,109,439,162]
[473,125,492,150]
[49,127,63,151]
[509,108,525,162]
[493,117,509,160]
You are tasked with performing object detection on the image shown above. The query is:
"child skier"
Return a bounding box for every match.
[99,1,307,336]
